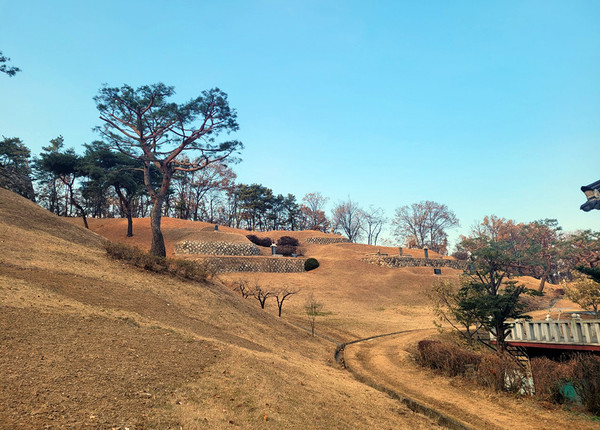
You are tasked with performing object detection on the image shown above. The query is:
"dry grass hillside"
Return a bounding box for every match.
[0,189,440,429]
[73,216,461,340]
[4,192,593,429]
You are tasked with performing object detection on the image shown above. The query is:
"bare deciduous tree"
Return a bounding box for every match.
[332,199,363,242]
[301,192,330,232]
[304,294,323,336]
[361,205,385,245]
[393,201,458,254]
[231,279,251,298]
[251,284,273,309]
[274,287,299,317]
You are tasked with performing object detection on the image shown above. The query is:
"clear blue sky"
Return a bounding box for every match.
[1,0,598,247]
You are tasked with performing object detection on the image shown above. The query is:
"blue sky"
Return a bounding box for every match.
[1,0,598,247]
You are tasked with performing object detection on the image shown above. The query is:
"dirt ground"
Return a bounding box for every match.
[344,331,600,430]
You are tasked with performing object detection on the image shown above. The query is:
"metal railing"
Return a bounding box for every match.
[503,318,600,345]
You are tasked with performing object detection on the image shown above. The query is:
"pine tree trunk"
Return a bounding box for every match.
[150,194,166,257]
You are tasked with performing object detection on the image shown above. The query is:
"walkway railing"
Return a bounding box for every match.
[503,317,600,346]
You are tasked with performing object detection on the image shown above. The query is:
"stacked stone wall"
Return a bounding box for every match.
[175,241,260,256]
[196,256,306,273]
[305,237,350,245]
[362,255,468,270]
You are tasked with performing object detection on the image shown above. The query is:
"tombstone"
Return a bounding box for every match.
[271,243,277,255]
[398,247,403,256]
[434,268,442,275]
[424,247,429,259]
[214,224,219,231]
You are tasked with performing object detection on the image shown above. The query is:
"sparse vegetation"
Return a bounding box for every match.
[304,294,323,336]
[104,241,213,281]
[416,337,600,416]
[416,340,481,377]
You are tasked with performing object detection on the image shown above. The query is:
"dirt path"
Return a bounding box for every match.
[343,330,600,430]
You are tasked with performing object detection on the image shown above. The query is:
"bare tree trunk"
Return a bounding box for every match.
[150,194,166,257]
[115,187,134,237]
[70,196,88,229]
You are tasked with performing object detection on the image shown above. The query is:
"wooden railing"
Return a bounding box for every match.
[501,318,600,346]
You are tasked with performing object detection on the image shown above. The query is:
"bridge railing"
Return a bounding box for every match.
[502,318,600,345]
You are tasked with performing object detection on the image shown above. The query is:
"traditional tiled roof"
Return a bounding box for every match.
[581,179,600,211]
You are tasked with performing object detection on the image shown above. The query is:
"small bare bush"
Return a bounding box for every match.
[305,294,323,336]
[105,241,167,271]
[105,241,211,282]
[231,280,251,298]
[530,357,573,404]
[417,340,481,377]
[476,353,522,393]
[572,354,600,415]
[167,259,213,282]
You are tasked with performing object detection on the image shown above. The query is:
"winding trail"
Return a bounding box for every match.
[337,329,600,430]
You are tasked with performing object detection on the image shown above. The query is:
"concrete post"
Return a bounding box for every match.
[424,247,429,259]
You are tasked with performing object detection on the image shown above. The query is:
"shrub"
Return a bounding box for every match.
[277,236,300,247]
[167,258,214,282]
[530,357,573,404]
[417,340,481,377]
[246,234,272,247]
[476,352,522,393]
[105,241,167,271]
[105,241,211,282]
[304,258,320,271]
[276,244,297,256]
[572,354,600,415]
[451,250,469,261]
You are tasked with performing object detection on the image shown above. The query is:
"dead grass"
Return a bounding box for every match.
[6,188,593,429]
[0,189,438,429]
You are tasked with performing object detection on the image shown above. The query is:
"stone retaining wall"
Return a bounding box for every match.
[196,256,306,273]
[175,241,260,256]
[362,255,468,270]
[305,237,350,245]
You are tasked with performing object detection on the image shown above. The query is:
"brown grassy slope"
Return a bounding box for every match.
[72,216,460,340]
[77,217,574,341]
[0,189,438,429]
